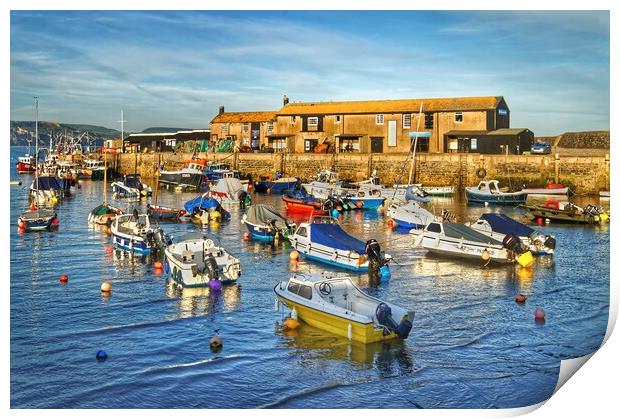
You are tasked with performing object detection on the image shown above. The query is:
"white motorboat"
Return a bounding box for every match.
[274,273,413,343]
[111,174,152,198]
[386,201,436,229]
[110,212,170,255]
[165,233,241,288]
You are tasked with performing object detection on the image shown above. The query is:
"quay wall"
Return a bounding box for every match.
[113,151,610,194]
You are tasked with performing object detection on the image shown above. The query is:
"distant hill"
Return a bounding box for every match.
[556,131,610,149]
[10,120,121,147]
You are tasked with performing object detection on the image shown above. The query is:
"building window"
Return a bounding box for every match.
[424,112,433,129]
[267,121,274,132]
[376,114,384,125]
[308,116,319,127]
[455,112,463,123]
[403,113,412,129]
[334,115,341,123]
[222,123,229,134]
[242,123,249,132]
[470,138,477,151]
[291,116,296,124]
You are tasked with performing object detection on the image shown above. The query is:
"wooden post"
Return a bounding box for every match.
[606,153,610,190]
[554,153,560,184]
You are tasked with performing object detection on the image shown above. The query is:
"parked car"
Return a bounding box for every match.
[531,141,551,154]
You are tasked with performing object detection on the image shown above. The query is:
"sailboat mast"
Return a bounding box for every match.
[407,102,424,185]
[103,147,107,205]
[34,97,39,188]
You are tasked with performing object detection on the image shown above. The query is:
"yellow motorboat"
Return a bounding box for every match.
[274,273,413,344]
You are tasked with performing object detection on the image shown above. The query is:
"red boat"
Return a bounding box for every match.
[282,194,326,214]
[16,155,36,173]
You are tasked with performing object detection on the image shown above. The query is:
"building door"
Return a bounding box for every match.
[305,139,318,152]
[370,137,383,153]
[251,123,261,150]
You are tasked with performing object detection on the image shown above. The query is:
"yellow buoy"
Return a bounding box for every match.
[290,250,299,260]
[101,281,112,293]
[516,251,534,268]
[600,213,609,222]
[211,211,221,222]
[283,318,300,330]
[481,249,491,262]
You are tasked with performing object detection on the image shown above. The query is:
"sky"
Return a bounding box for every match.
[9,10,610,136]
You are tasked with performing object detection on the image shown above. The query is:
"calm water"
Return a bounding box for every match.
[10,147,610,408]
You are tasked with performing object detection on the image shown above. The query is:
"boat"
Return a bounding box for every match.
[159,157,207,189]
[520,200,610,224]
[30,175,63,205]
[344,190,386,210]
[241,204,296,241]
[204,163,240,181]
[419,185,455,197]
[81,159,108,180]
[164,233,241,288]
[274,273,413,343]
[207,177,249,203]
[147,204,187,221]
[467,213,556,255]
[110,211,171,254]
[10,180,22,186]
[409,220,534,266]
[184,193,231,223]
[88,203,123,226]
[254,176,299,194]
[111,173,152,198]
[465,180,527,205]
[599,191,610,198]
[282,189,328,214]
[16,154,36,174]
[386,201,436,229]
[288,218,391,273]
[521,183,570,196]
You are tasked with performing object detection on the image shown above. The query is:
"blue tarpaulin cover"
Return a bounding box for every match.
[184,194,230,219]
[309,223,367,254]
[124,174,143,189]
[33,176,62,191]
[480,213,533,237]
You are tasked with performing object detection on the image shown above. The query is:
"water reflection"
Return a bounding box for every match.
[165,281,241,318]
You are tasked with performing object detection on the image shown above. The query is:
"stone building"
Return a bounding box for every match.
[209,106,277,151]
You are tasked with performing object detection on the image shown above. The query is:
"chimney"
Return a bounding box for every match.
[219,105,225,114]
[283,95,289,106]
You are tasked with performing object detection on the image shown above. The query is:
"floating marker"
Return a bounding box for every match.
[59,274,69,284]
[101,281,112,293]
[534,307,546,321]
[386,219,394,228]
[209,279,222,292]
[153,261,163,269]
[515,294,527,304]
[290,250,299,261]
[96,350,108,361]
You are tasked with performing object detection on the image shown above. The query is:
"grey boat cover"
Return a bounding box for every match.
[245,204,290,230]
[212,178,243,197]
[443,222,502,245]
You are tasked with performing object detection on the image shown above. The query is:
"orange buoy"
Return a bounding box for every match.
[534,307,545,321]
[17,219,25,228]
[101,281,112,293]
[17,227,26,234]
[290,250,299,260]
[106,246,114,254]
[515,294,527,304]
[59,274,69,284]
[153,267,163,275]
[154,261,163,269]
[356,201,363,208]
[283,317,300,330]
[386,219,394,228]
[29,202,37,211]
[243,232,250,240]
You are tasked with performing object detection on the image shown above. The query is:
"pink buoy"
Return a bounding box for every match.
[534,307,546,320]
[515,294,527,304]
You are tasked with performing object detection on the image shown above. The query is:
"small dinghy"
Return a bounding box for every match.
[465,180,527,205]
[184,193,231,224]
[111,174,152,199]
[521,183,570,196]
[467,213,556,256]
[110,211,171,254]
[409,221,534,267]
[289,218,391,273]
[147,204,187,222]
[386,201,436,229]
[88,203,123,226]
[520,200,610,224]
[241,204,296,242]
[282,189,328,214]
[17,205,58,232]
[164,233,241,288]
[274,273,413,343]
[345,190,386,210]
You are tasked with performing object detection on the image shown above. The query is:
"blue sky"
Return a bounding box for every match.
[10,10,610,135]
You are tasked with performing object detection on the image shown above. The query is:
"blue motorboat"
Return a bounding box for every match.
[241,204,295,242]
[184,193,231,223]
[110,212,170,255]
[345,191,386,210]
[465,180,527,205]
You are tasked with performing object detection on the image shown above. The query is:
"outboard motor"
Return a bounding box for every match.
[365,239,385,274]
[204,253,220,280]
[502,233,525,254]
[543,236,556,250]
[375,303,412,339]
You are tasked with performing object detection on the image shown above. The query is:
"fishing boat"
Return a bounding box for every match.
[288,218,391,273]
[241,204,296,242]
[386,201,436,229]
[521,183,570,196]
[81,159,107,180]
[254,176,299,194]
[184,193,231,223]
[409,220,534,266]
[465,180,527,205]
[282,189,328,214]
[274,273,413,343]
[164,233,241,288]
[207,177,249,203]
[111,173,152,198]
[344,190,386,210]
[110,211,171,254]
[16,154,36,174]
[204,163,240,181]
[159,157,207,189]
[520,200,610,224]
[467,213,556,255]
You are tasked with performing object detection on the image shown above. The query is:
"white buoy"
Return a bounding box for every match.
[291,307,298,320]
[347,323,353,340]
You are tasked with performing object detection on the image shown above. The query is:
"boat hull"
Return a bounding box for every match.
[159,171,203,188]
[410,230,511,263]
[282,196,325,214]
[16,161,36,173]
[147,205,186,221]
[346,197,386,210]
[465,189,527,205]
[521,205,608,224]
[111,234,152,254]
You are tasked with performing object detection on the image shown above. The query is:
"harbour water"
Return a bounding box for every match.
[10,147,610,409]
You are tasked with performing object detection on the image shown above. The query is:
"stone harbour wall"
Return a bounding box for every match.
[114,151,610,194]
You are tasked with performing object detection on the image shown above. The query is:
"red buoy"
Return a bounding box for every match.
[153,267,163,275]
[59,274,69,284]
[29,202,37,211]
[534,307,546,320]
[536,217,543,226]
[243,232,250,240]
[106,246,114,254]
[386,219,394,228]
[154,261,163,269]
[515,294,527,304]
[356,201,363,208]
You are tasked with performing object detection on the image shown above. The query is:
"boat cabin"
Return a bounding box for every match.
[474,180,502,195]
